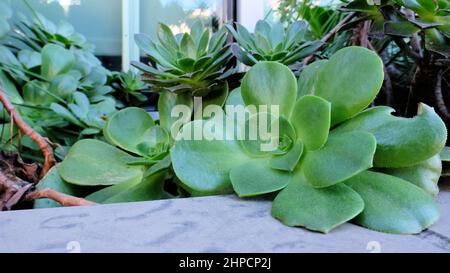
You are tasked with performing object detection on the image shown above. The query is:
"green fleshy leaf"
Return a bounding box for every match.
[171,119,252,195]
[440,147,450,162]
[41,44,75,80]
[290,95,331,150]
[49,74,78,99]
[0,71,23,104]
[345,171,440,234]
[104,107,155,155]
[158,91,193,137]
[272,174,364,233]
[102,170,170,204]
[241,61,297,117]
[334,104,447,168]
[59,139,145,186]
[240,113,295,156]
[297,60,327,99]
[381,155,442,196]
[225,87,245,108]
[384,21,421,37]
[18,49,41,69]
[270,140,304,172]
[230,159,293,197]
[314,46,384,125]
[23,80,56,106]
[303,131,376,188]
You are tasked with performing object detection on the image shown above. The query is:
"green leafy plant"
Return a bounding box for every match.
[170,46,447,234]
[277,0,345,39]
[0,1,118,160]
[226,20,323,67]
[35,107,175,208]
[110,71,149,106]
[133,21,235,97]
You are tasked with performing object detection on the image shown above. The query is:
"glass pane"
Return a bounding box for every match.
[140,0,225,39]
[11,0,122,56]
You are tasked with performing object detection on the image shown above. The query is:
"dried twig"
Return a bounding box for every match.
[25,189,95,207]
[0,87,55,178]
[303,12,357,65]
[434,71,450,121]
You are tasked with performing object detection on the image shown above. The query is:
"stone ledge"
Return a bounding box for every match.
[0,183,449,253]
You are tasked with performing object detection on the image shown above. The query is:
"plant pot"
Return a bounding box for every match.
[1,184,450,253]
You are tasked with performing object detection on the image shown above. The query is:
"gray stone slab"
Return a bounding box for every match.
[0,186,450,253]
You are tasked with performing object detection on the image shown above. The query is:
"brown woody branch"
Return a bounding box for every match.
[434,71,450,121]
[25,189,95,207]
[0,87,55,178]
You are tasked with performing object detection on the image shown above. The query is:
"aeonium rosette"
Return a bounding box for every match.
[171,46,447,234]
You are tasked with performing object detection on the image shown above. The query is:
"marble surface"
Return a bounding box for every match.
[0,184,449,253]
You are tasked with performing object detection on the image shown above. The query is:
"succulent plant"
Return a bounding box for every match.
[170,46,447,234]
[36,107,174,208]
[133,21,235,97]
[225,20,323,67]
[110,71,149,105]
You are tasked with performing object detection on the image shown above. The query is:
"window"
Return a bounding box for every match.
[10,0,235,70]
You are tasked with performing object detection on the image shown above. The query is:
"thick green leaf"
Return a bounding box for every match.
[382,155,442,196]
[225,87,245,108]
[440,147,450,162]
[314,46,384,125]
[303,131,376,188]
[59,139,145,186]
[194,82,229,118]
[346,171,440,234]
[180,33,196,59]
[270,140,304,172]
[171,119,252,195]
[297,60,327,98]
[104,107,155,155]
[101,170,170,204]
[384,21,421,37]
[49,74,78,99]
[334,104,447,168]
[18,49,41,69]
[0,71,23,104]
[241,62,297,117]
[158,91,193,137]
[290,95,331,150]
[272,174,364,233]
[230,159,293,197]
[41,44,75,80]
[23,80,56,106]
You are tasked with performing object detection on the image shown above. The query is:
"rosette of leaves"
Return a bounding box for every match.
[110,71,149,106]
[171,46,447,234]
[133,21,235,97]
[35,107,174,208]
[225,20,323,67]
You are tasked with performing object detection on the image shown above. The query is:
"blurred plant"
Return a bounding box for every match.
[0,0,118,161]
[226,20,323,68]
[277,0,345,39]
[110,71,149,106]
